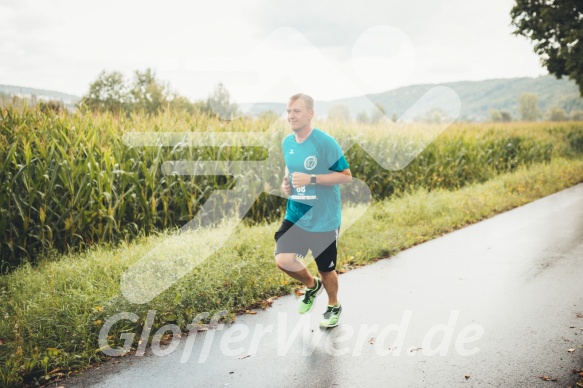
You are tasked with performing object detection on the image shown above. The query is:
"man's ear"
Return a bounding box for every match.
[309,110,315,120]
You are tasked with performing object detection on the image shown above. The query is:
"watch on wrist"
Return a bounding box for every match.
[310,174,317,185]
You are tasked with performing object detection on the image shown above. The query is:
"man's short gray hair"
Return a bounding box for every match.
[289,93,314,112]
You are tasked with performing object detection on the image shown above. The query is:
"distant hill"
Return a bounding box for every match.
[3,76,582,121]
[0,85,80,110]
[241,75,583,121]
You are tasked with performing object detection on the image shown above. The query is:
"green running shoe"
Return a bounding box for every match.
[298,278,323,314]
[320,304,342,328]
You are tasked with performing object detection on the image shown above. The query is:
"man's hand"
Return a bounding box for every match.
[281,176,292,196]
[291,172,311,188]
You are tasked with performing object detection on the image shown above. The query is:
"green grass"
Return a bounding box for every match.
[0,157,582,386]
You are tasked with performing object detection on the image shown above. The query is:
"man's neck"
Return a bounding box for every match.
[294,126,313,140]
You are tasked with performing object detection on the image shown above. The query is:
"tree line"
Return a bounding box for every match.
[490,93,583,122]
[326,92,583,123]
[79,68,239,118]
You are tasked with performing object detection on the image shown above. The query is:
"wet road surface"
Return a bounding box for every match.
[62,184,583,387]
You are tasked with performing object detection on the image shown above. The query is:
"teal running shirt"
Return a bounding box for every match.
[282,128,349,232]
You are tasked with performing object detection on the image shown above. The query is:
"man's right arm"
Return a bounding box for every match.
[281,166,291,196]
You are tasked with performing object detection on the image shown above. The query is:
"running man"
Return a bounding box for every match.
[274,93,352,328]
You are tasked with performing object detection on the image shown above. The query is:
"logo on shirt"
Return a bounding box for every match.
[304,155,317,170]
[289,149,294,155]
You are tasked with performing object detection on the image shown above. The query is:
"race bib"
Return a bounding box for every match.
[291,184,317,201]
[289,176,317,201]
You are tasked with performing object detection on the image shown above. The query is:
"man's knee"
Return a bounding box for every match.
[275,253,305,272]
[319,268,338,278]
[275,253,294,271]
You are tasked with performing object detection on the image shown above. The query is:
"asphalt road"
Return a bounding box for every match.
[61,184,583,388]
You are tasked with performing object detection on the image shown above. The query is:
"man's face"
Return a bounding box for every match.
[287,98,314,132]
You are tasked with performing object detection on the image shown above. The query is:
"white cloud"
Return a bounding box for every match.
[0,0,546,103]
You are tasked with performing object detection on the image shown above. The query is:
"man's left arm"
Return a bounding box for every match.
[314,169,352,185]
[291,169,352,188]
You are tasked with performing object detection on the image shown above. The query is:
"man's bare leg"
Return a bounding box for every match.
[275,253,316,288]
[319,269,339,306]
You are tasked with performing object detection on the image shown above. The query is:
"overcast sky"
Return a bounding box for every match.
[0,0,547,104]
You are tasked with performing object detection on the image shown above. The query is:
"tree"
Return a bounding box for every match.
[356,110,369,124]
[490,109,512,122]
[258,110,279,122]
[423,108,448,124]
[511,0,583,96]
[207,83,239,120]
[80,70,128,114]
[518,93,541,121]
[501,111,513,122]
[38,100,66,114]
[168,94,196,113]
[490,109,503,122]
[80,68,198,115]
[129,68,171,114]
[548,106,568,121]
[327,104,351,122]
[571,110,583,121]
[370,102,386,124]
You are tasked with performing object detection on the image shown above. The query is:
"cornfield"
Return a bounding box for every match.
[1,106,582,270]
